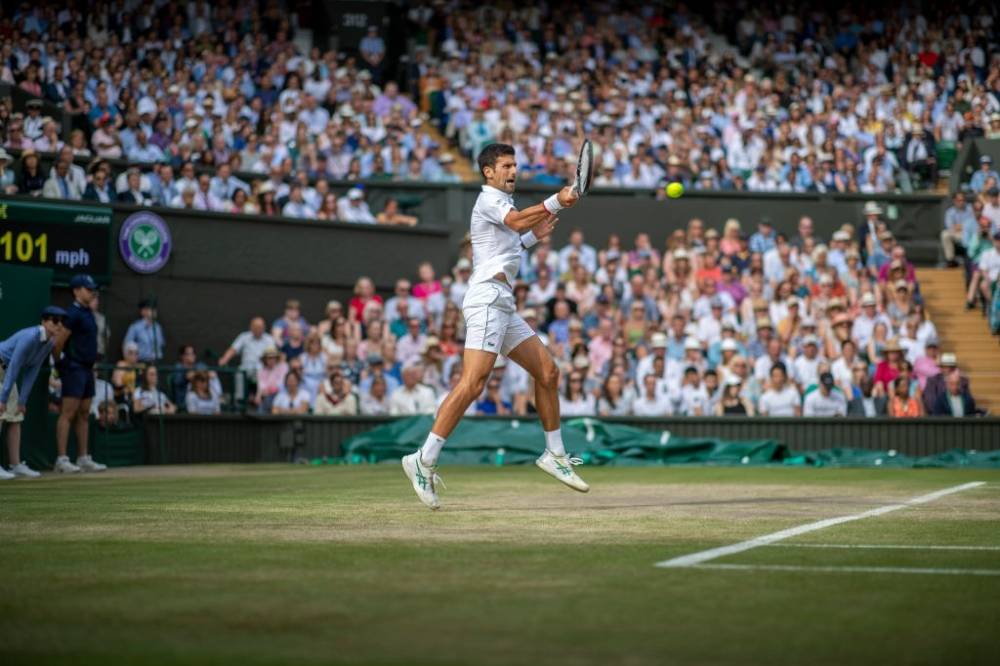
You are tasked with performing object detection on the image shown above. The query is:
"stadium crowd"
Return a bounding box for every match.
[81,206,990,422]
[424,3,1000,194]
[0,1,999,224]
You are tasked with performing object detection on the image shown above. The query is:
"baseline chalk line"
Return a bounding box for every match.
[692,563,1000,577]
[764,543,1000,552]
[655,481,986,569]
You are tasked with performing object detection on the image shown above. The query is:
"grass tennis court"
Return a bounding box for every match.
[3,465,999,665]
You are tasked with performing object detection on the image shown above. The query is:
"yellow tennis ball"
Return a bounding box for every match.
[666,182,684,199]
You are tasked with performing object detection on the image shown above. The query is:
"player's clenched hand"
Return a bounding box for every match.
[531,214,559,241]
[557,185,579,208]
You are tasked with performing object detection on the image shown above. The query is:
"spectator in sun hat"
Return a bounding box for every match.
[922,353,967,414]
[253,347,288,413]
[337,187,377,224]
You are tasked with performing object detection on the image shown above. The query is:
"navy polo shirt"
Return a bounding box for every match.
[63,301,98,368]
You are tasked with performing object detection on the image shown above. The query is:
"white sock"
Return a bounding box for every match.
[544,429,566,456]
[420,433,447,466]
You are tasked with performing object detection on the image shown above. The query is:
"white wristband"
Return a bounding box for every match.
[521,230,539,249]
[543,193,563,214]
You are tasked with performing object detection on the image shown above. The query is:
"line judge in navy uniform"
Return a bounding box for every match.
[54,274,107,473]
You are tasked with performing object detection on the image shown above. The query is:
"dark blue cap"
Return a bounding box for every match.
[41,305,68,319]
[69,274,98,290]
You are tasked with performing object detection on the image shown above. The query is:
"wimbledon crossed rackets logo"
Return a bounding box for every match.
[119,211,172,274]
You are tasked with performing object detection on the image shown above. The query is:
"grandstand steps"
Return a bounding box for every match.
[915,267,1000,413]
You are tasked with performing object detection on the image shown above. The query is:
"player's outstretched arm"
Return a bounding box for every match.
[503,186,578,233]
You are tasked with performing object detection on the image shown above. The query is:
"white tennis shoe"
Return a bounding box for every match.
[54,456,80,474]
[402,451,444,510]
[77,455,107,472]
[0,466,14,480]
[9,462,41,478]
[536,449,590,493]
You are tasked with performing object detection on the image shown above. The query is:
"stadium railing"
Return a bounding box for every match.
[135,414,1000,467]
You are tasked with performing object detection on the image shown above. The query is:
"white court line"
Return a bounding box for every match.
[693,563,1000,577]
[655,481,986,569]
[765,543,1000,552]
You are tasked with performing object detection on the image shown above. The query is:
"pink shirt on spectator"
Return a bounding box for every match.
[589,337,613,373]
[412,280,442,301]
[913,357,940,390]
[873,360,899,390]
[257,361,289,398]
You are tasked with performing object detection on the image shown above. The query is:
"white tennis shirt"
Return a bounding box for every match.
[469,185,521,285]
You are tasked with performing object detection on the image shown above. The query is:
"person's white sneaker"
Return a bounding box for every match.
[54,456,81,474]
[401,451,444,510]
[536,449,590,493]
[9,461,41,478]
[76,455,108,472]
[0,467,14,480]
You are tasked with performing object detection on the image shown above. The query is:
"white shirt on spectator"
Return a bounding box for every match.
[337,198,377,224]
[677,384,709,416]
[273,388,312,412]
[282,201,316,219]
[802,389,848,417]
[559,394,596,416]
[851,312,893,348]
[134,388,172,414]
[978,247,1000,283]
[754,354,789,382]
[831,357,855,389]
[360,392,392,416]
[91,378,116,416]
[396,333,426,366]
[229,331,277,373]
[632,391,674,416]
[389,384,437,415]
[792,354,824,388]
[758,385,802,416]
[527,281,556,307]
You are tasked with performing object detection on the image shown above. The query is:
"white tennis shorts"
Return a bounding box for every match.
[462,280,534,356]
[0,365,23,423]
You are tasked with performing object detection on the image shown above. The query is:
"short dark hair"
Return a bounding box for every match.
[477,143,515,179]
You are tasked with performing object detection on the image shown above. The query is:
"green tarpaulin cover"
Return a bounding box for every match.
[331,416,1000,469]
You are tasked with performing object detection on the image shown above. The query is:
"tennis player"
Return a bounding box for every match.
[402,143,588,509]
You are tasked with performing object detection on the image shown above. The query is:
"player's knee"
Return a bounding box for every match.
[538,363,560,391]
[460,376,488,400]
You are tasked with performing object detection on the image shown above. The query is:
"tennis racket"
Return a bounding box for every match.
[573,139,594,197]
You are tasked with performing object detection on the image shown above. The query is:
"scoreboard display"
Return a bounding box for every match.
[0,198,112,285]
[328,1,389,49]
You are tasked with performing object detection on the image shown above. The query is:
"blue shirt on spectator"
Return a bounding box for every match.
[0,326,54,406]
[970,169,1000,194]
[62,301,98,367]
[475,399,512,415]
[123,318,165,363]
[944,203,977,247]
[749,229,776,254]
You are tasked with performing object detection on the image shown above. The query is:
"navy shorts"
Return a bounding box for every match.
[60,364,95,400]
